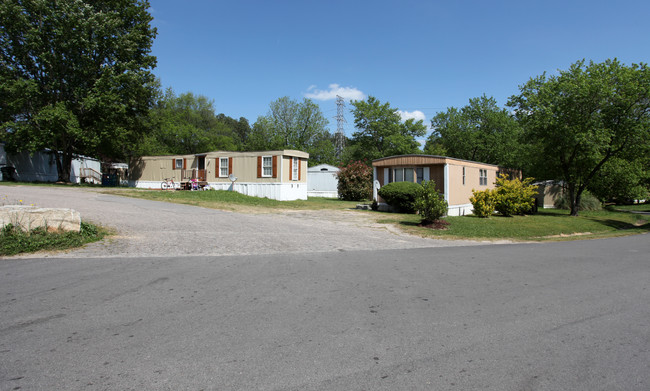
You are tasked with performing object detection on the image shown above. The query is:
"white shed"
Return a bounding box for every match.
[307,164,339,198]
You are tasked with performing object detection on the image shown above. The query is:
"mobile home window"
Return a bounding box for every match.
[292,158,299,180]
[262,156,272,177]
[394,168,404,182]
[404,168,414,183]
[219,157,229,177]
[174,158,183,170]
[479,169,488,186]
[392,168,417,183]
[416,168,424,184]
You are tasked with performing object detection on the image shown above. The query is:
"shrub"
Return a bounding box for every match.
[493,175,538,217]
[414,180,448,224]
[0,221,105,256]
[378,181,421,213]
[554,190,602,211]
[337,161,372,201]
[470,189,496,218]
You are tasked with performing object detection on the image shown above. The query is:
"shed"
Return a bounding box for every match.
[307,164,339,198]
[533,180,565,208]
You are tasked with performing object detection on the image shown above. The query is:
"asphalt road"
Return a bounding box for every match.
[1,234,649,390]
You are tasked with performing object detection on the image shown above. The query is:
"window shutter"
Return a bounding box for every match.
[228,157,233,175]
[272,156,278,178]
[298,158,302,180]
[172,159,176,170]
[257,156,262,178]
[216,159,219,177]
[183,158,187,170]
[289,158,293,181]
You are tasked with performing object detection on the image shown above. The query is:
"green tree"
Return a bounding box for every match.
[424,95,523,168]
[348,96,426,162]
[217,114,251,149]
[508,59,650,216]
[587,157,649,203]
[248,97,335,165]
[141,88,240,155]
[0,0,157,181]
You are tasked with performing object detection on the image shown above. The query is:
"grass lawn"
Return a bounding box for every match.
[607,203,650,213]
[101,188,362,212]
[377,208,650,241]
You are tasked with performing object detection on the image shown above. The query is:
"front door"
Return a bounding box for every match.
[197,156,206,180]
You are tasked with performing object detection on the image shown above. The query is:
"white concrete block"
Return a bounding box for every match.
[0,205,81,232]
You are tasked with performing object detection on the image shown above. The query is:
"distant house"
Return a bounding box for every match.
[0,144,101,184]
[129,150,309,201]
[307,164,339,198]
[533,180,565,209]
[372,155,520,216]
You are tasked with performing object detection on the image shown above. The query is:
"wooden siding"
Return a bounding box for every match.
[373,155,448,167]
[429,165,444,192]
[372,155,501,170]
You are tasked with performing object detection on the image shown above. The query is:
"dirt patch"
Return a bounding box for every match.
[539,232,593,239]
[418,220,450,230]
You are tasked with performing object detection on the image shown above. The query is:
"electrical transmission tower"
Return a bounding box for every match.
[335,95,346,158]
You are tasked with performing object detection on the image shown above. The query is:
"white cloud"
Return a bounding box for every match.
[304,84,365,101]
[398,110,426,123]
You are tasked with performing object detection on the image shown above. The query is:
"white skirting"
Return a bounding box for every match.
[307,191,338,198]
[375,202,474,216]
[447,203,473,216]
[129,180,307,201]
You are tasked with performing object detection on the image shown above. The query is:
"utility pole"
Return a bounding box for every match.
[335,95,346,158]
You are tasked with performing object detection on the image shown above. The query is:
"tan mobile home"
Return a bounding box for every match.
[372,155,519,216]
[128,150,309,201]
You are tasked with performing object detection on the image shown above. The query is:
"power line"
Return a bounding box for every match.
[334,95,346,158]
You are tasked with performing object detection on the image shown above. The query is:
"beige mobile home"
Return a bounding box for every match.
[373,155,519,216]
[129,150,309,201]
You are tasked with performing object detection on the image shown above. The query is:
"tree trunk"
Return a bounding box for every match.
[568,183,580,216]
[54,151,72,183]
[571,188,584,217]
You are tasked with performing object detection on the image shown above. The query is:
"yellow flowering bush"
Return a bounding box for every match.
[493,174,538,216]
[470,188,496,218]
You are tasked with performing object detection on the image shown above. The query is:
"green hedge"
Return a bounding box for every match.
[378,181,421,213]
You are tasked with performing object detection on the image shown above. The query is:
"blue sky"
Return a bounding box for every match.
[149,0,650,138]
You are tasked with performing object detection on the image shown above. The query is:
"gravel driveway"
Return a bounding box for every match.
[2,186,482,258]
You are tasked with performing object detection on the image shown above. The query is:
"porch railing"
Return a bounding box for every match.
[180,169,206,182]
[80,167,102,184]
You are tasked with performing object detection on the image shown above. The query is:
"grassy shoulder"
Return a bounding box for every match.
[101,188,361,212]
[0,222,107,257]
[377,208,650,241]
[607,203,650,213]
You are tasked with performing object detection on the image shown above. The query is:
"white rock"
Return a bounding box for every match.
[0,205,81,232]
